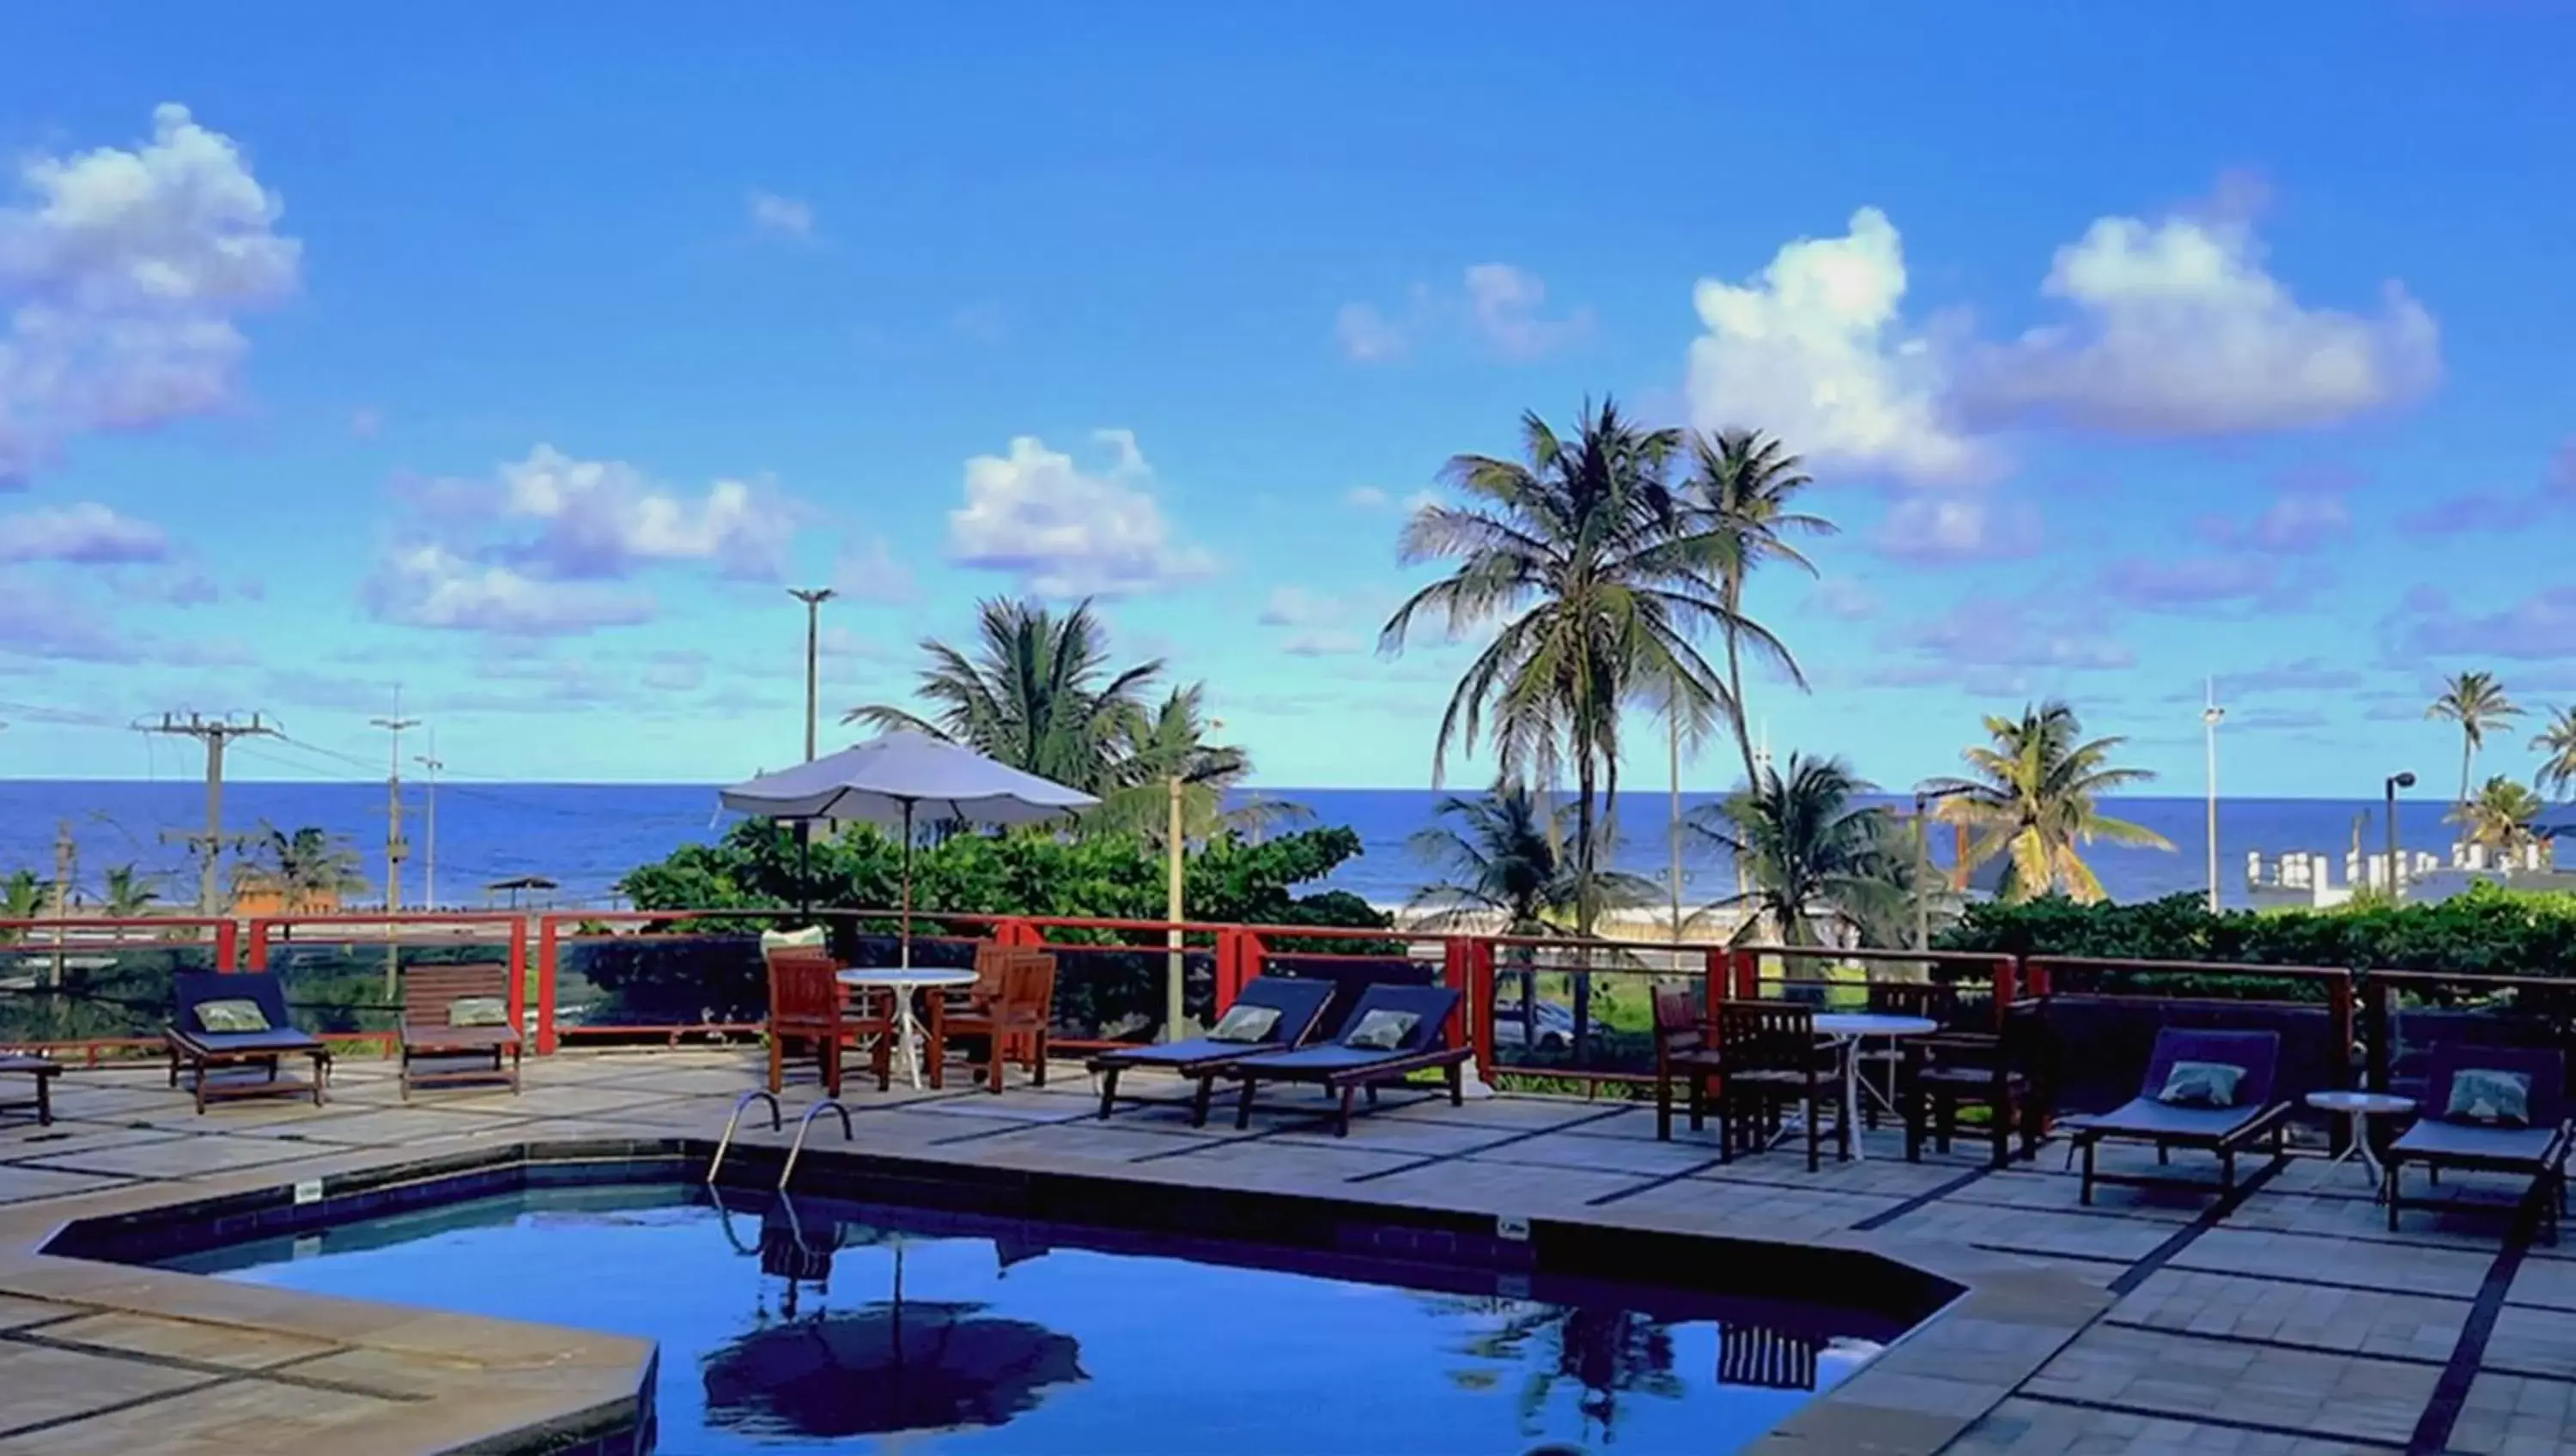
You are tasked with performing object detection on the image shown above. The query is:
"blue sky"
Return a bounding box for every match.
[2,3,2573,796]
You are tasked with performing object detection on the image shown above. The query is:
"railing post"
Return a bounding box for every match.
[2328,973,2355,1093]
[2022,956,2050,999]
[2361,973,2391,1096]
[1991,956,2018,1031]
[1728,947,1759,1002]
[214,919,239,972]
[507,913,532,1046]
[1468,937,1497,1080]
[534,913,561,1055]
[244,918,271,972]
[1212,929,1244,1013]
[1701,947,1725,1016]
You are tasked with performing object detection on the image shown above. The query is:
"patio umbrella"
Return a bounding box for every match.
[720,731,1097,965]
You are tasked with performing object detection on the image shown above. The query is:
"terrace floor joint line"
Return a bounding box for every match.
[2106,1157,2287,1297]
[2405,1203,2538,1455]
[2096,1316,2452,1369]
[1344,1104,1641,1186]
[2011,1391,2408,1451]
[1851,1163,1998,1231]
[1585,1156,1732,1206]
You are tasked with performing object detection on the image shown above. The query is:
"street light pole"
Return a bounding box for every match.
[1913,789,1932,952]
[2203,678,2224,914]
[788,588,835,762]
[2385,770,2417,900]
[1167,717,1224,1042]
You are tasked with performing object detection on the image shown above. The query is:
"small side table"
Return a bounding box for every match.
[2306,1089,2415,1198]
[836,968,979,1090]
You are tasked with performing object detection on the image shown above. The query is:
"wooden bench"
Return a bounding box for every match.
[0,1054,57,1125]
[399,963,523,1100]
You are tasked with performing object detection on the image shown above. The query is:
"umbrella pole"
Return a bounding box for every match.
[900,800,915,970]
[797,820,813,916]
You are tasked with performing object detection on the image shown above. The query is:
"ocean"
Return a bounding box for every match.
[0,780,2498,914]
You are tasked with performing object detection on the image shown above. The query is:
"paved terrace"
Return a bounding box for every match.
[0,1052,2570,1455]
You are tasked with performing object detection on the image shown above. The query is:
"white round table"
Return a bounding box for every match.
[2305,1089,2415,1197]
[837,968,979,1090]
[1812,1013,1940,1162]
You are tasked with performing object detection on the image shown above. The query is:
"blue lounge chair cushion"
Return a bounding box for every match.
[187,1028,327,1055]
[1091,977,1338,1069]
[1207,1003,1281,1044]
[2075,1096,2267,1141]
[2391,1118,2562,1163]
[173,972,317,1050]
[2445,1067,2535,1128]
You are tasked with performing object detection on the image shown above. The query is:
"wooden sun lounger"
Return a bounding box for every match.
[2069,1028,2290,1204]
[1211,984,1470,1138]
[1088,976,1339,1123]
[399,963,524,1100]
[1,1053,58,1125]
[165,972,331,1113]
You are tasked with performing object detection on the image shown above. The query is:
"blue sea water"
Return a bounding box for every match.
[0,779,2494,912]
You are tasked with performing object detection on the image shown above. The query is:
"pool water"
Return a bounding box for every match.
[165,1185,1897,1454]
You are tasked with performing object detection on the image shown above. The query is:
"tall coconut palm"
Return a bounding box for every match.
[236,824,368,911]
[1089,683,1269,844]
[99,864,159,917]
[1381,398,1783,933]
[2531,705,2576,802]
[2427,670,2521,807]
[1682,429,1832,788]
[1406,780,1651,1051]
[848,597,1163,795]
[0,870,48,942]
[1923,701,2172,903]
[2450,775,2546,855]
[1688,753,1911,946]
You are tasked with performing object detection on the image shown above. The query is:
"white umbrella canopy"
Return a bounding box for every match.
[720,731,1098,964]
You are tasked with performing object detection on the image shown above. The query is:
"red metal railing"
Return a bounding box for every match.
[0,915,238,1059]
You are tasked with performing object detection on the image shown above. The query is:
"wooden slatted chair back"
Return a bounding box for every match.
[1717,999,1819,1073]
[767,947,845,1036]
[403,964,512,1028]
[994,951,1058,1031]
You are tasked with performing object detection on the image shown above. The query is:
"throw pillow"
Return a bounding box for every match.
[2155,1059,2244,1109]
[761,925,828,953]
[1206,1003,1283,1044]
[1342,1008,1420,1051]
[195,998,270,1034]
[448,996,510,1028]
[2446,1068,2533,1127]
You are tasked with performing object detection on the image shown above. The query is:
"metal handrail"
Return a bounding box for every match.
[707,1089,781,1185]
[779,1097,852,1191]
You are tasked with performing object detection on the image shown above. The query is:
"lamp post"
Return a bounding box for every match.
[2385,770,2416,899]
[1167,717,1224,1042]
[787,588,835,762]
[2203,679,2224,913]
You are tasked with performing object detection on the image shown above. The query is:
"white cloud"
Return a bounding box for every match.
[362,543,654,635]
[1872,494,2041,563]
[1805,578,1879,621]
[1462,264,1591,360]
[1257,585,1368,655]
[0,501,170,563]
[1258,585,1338,627]
[1966,212,2439,434]
[746,190,814,242]
[495,444,796,580]
[0,104,301,481]
[829,534,916,603]
[947,429,1214,598]
[1334,301,1410,362]
[1345,486,1388,509]
[1686,208,1984,486]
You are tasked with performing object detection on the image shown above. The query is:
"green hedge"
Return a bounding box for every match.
[1935,884,2576,980]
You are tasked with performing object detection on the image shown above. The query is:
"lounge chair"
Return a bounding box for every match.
[398,962,523,1100]
[1,1053,58,1126]
[1089,975,1338,1123]
[165,971,331,1113]
[1213,983,1471,1138]
[2385,1045,2571,1244]
[2068,1028,2290,1204]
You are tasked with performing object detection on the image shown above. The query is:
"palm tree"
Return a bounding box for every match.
[1689,754,1914,947]
[1382,398,1782,934]
[1923,701,2172,903]
[849,597,1162,795]
[2531,706,2576,802]
[2427,670,2521,807]
[1682,429,1832,788]
[1406,780,1651,1051]
[1086,683,1263,845]
[2451,775,2546,856]
[0,870,48,942]
[236,824,368,911]
[99,864,159,917]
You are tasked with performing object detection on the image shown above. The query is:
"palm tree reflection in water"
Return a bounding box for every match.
[1432,1298,1686,1446]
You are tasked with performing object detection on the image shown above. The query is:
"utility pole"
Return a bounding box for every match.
[137,712,276,915]
[789,587,835,762]
[46,819,73,993]
[1667,705,1684,943]
[373,692,420,998]
[2202,679,2225,914]
[415,729,444,911]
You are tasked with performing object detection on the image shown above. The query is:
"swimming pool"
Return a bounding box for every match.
[112,1159,1929,1456]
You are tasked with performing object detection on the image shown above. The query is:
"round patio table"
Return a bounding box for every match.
[2305,1089,2415,1198]
[1811,1013,1938,1162]
[837,968,978,1090]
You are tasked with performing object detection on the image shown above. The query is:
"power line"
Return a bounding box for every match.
[134,711,278,914]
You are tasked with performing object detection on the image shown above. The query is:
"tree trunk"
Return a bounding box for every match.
[2459,734,2474,809]
[1571,751,1596,1061]
[1723,579,1759,791]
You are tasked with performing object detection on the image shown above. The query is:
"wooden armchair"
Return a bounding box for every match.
[928,946,1058,1092]
[1908,998,2048,1168]
[1652,986,1726,1142]
[1716,1000,1844,1170]
[765,946,896,1097]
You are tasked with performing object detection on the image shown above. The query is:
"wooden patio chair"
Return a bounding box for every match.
[398,962,522,1100]
[1652,986,1726,1142]
[764,946,896,1097]
[1715,1000,1844,1170]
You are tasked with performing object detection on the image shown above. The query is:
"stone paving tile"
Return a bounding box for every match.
[1874,1201,2180,1263]
[11,1134,349,1180]
[2484,1303,2576,1378]
[2506,1255,2576,1313]
[1602,1177,1905,1235]
[1945,1396,2403,1454]
[1270,1114,1533,1157]
[1344,1160,1651,1212]
[0,1295,67,1332]
[37,1309,337,1368]
[1939,1168,2202,1225]
[2109,1269,2464,1364]
[2168,1226,2497,1298]
[0,1376,405,1454]
[2447,1371,2576,1456]
[0,1165,132,1204]
[0,1124,194,1162]
[2020,1325,2438,1447]
[0,1340,215,1436]
[1462,1131,1740,1177]
[267,1107,537,1147]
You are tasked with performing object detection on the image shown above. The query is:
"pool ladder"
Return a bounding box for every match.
[705,1089,854,1192]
